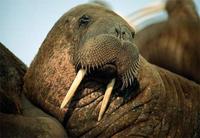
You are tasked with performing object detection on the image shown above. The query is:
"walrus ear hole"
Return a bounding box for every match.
[78,14,91,28]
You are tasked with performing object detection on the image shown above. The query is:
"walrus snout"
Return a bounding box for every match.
[60,34,140,120]
[75,34,140,88]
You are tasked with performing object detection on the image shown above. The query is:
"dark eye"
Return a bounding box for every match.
[79,15,91,28]
[131,32,135,39]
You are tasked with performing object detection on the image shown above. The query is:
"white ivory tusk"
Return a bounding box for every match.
[98,78,116,121]
[60,69,86,109]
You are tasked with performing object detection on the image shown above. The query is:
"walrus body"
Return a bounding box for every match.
[22,4,200,137]
[135,0,200,83]
[0,42,26,114]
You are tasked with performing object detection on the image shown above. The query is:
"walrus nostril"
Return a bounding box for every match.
[115,28,120,37]
[115,26,127,39]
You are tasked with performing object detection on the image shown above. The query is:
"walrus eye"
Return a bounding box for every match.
[79,14,91,28]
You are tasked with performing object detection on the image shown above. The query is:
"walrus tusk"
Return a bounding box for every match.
[60,69,86,108]
[98,78,116,121]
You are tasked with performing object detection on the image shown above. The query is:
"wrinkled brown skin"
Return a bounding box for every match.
[135,0,200,83]
[23,4,200,137]
[1,95,68,138]
[0,43,67,138]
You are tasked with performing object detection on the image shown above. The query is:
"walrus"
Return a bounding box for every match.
[135,0,200,83]
[0,42,26,114]
[0,43,67,137]
[23,4,200,137]
[24,3,140,121]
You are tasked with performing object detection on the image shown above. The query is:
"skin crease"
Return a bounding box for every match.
[20,3,200,137]
[135,0,200,83]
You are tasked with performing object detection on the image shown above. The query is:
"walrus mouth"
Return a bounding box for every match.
[60,34,140,121]
[60,61,140,121]
[59,67,116,121]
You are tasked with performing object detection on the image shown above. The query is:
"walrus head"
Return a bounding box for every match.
[67,4,139,85]
[24,4,140,121]
[61,4,140,116]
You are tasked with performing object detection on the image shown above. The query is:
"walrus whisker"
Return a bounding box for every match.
[60,69,86,108]
[98,78,116,121]
[130,65,135,75]
[92,64,95,70]
[128,70,133,85]
[120,59,140,90]
[123,76,129,89]
[128,70,134,86]
[126,70,131,86]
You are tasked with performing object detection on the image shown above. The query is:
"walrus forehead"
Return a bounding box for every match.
[64,4,133,29]
[67,4,117,17]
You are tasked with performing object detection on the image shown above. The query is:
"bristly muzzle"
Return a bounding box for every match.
[73,34,140,89]
[61,35,140,121]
